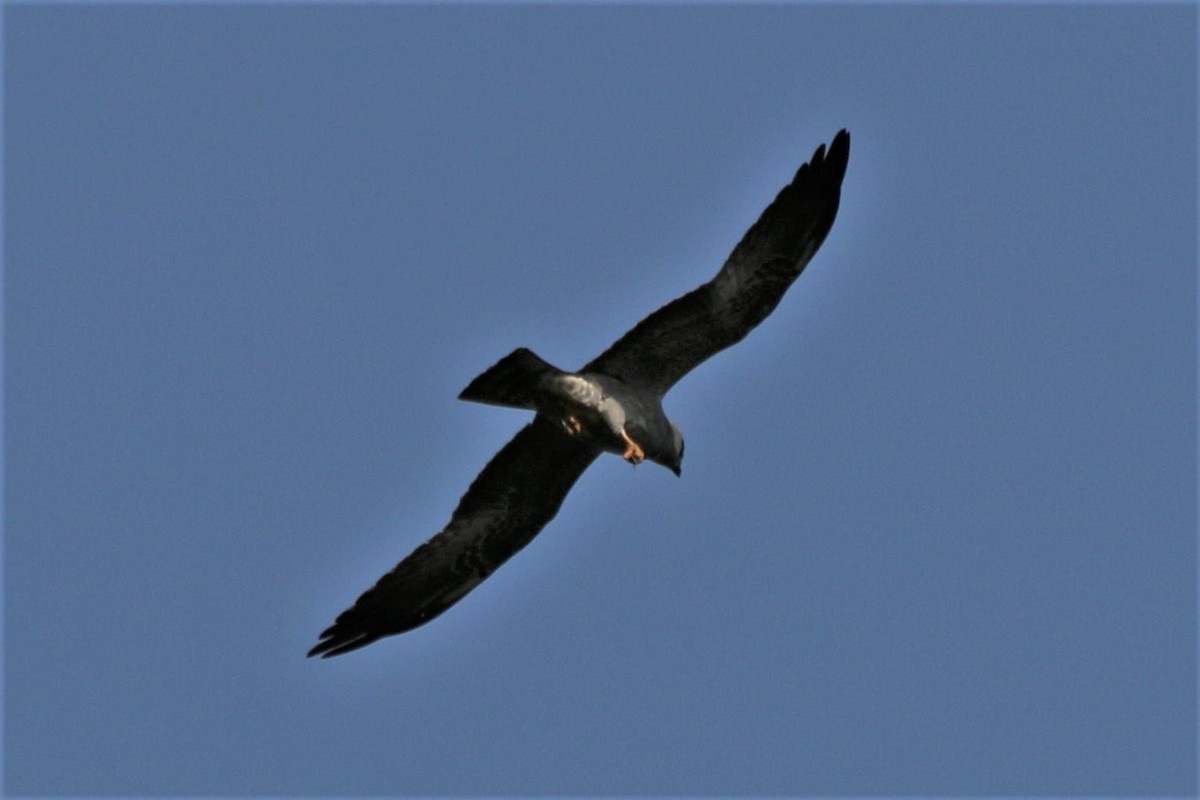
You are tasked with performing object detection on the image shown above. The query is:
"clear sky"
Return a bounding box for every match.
[5,4,1195,796]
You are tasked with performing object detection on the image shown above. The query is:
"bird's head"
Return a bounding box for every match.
[657,421,684,477]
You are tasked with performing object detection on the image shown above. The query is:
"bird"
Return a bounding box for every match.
[309,130,850,657]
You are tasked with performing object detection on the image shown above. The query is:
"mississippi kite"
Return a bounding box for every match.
[309,130,850,657]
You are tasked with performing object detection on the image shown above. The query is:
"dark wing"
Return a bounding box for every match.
[308,415,600,657]
[584,130,850,395]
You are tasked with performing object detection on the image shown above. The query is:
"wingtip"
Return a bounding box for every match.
[307,629,380,659]
[306,634,336,659]
[818,128,850,167]
[307,618,374,659]
[830,128,850,161]
[796,129,849,190]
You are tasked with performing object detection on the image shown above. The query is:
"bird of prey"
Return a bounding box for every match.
[309,130,850,657]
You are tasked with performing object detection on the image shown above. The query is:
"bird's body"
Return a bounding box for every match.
[459,347,683,473]
[309,130,850,657]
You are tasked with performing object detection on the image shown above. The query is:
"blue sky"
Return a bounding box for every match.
[4,4,1195,796]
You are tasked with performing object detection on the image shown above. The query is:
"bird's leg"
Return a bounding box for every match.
[620,428,645,466]
[563,414,584,435]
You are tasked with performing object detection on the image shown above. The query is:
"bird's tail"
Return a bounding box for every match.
[458,347,562,410]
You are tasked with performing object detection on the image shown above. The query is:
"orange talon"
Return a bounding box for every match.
[564,415,583,435]
[620,429,645,465]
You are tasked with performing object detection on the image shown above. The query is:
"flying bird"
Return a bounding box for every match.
[309,130,850,657]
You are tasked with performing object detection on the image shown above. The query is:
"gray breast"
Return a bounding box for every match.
[546,373,628,454]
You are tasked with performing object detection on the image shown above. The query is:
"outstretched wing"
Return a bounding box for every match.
[308,415,600,657]
[584,130,850,395]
